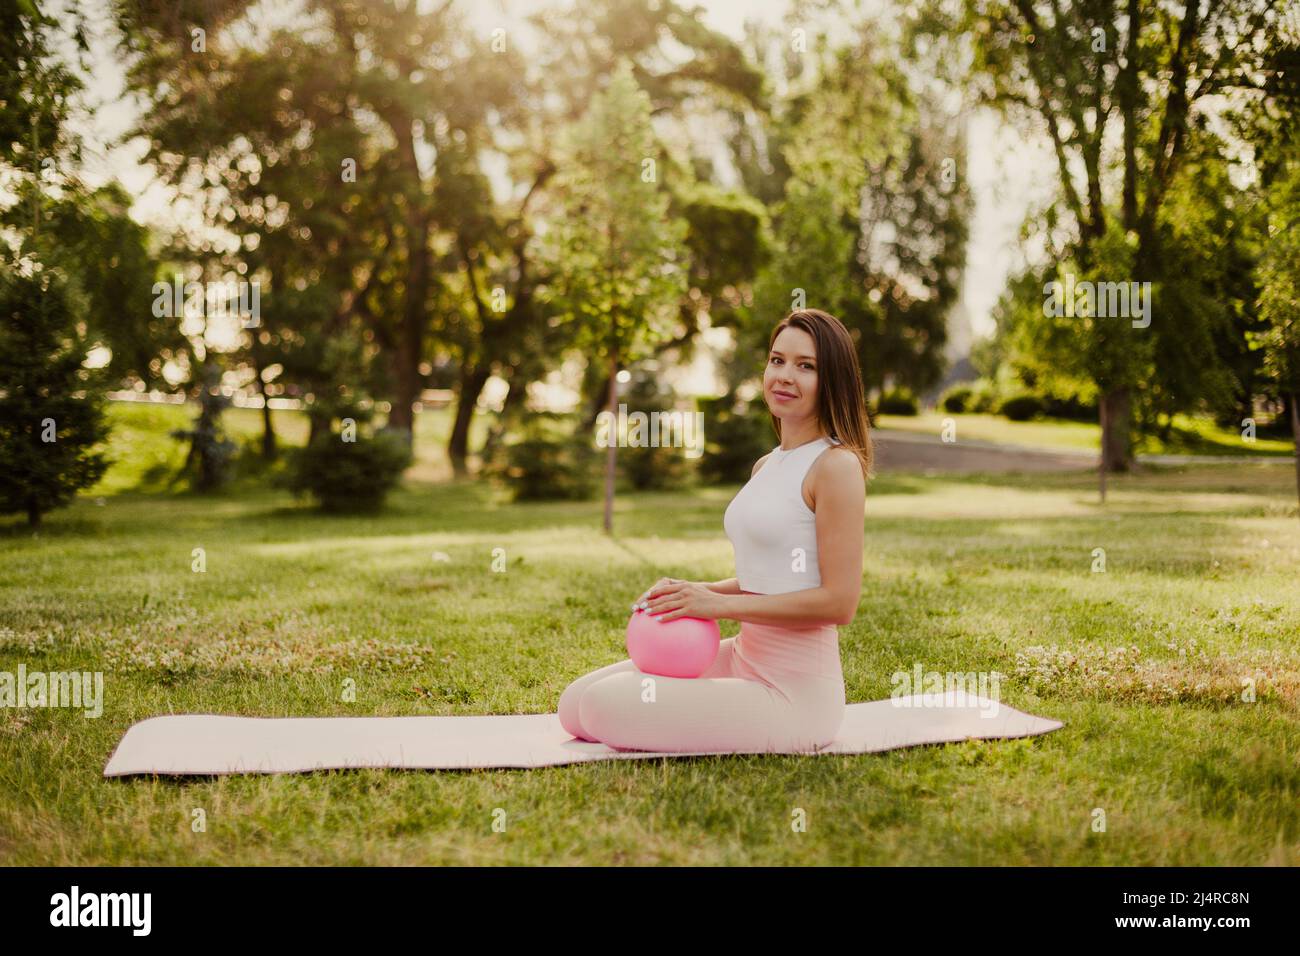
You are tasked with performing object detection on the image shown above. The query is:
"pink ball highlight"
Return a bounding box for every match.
[625,608,721,678]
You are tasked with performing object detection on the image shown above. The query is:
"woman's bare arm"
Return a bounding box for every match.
[647,448,866,626]
[704,578,743,595]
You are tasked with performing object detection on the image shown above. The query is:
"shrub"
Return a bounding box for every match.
[1041,393,1098,421]
[876,389,919,416]
[275,427,413,512]
[966,378,1004,413]
[1254,414,1294,440]
[941,385,973,414]
[485,413,599,501]
[697,396,775,485]
[617,377,696,491]
[1000,394,1044,422]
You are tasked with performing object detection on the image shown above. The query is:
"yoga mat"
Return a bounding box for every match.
[104,691,1064,777]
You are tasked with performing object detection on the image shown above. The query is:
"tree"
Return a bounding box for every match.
[6,183,175,389]
[0,267,111,527]
[117,0,522,454]
[3,1,173,441]
[912,0,1288,472]
[578,171,771,429]
[0,1,121,526]
[1256,147,1300,513]
[541,60,690,533]
[450,0,767,474]
[750,18,971,396]
[118,0,769,476]
[0,0,85,174]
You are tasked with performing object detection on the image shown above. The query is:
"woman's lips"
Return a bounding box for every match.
[771,389,798,401]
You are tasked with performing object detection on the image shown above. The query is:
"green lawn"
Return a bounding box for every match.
[879,411,1296,457]
[1,407,1298,864]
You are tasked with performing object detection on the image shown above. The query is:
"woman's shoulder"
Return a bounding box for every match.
[750,450,776,478]
[809,443,866,489]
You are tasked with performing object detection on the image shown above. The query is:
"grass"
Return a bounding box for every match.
[878,411,1295,457]
[0,404,1298,864]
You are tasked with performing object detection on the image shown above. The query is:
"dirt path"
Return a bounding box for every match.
[873,431,1097,473]
[873,429,1293,473]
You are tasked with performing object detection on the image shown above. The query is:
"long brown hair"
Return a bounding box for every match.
[767,308,874,478]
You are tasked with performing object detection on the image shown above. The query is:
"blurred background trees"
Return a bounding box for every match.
[2,0,1297,522]
[912,0,1295,476]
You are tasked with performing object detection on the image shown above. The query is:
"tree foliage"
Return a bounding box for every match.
[0,267,111,526]
[911,0,1291,471]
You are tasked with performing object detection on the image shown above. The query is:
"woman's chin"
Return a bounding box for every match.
[769,404,804,421]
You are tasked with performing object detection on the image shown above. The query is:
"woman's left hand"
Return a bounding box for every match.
[644,581,728,622]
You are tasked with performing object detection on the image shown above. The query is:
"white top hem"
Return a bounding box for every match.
[736,572,821,595]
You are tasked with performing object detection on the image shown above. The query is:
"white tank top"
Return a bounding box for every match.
[723,436,836,594]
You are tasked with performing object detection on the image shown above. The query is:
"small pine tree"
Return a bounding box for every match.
[274,411,414,513]
[542,60,690,532]
[0,266,111,527]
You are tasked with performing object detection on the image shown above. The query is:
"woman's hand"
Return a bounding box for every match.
[643,580,729,622]
[632,577,684,610]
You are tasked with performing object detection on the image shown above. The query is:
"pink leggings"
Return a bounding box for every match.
[558,621,846,753]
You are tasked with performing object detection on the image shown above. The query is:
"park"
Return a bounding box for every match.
[1,0,1297,879]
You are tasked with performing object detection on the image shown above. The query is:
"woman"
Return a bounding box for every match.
[557,308,872,753]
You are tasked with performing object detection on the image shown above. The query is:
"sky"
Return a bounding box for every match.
[64,0,1058,347]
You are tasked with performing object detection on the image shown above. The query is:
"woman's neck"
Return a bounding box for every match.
[778,417,826,451]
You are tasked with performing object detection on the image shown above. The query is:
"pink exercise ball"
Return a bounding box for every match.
[625,608,721,678]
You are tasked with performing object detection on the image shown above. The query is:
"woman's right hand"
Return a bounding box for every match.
[632,577,685,610]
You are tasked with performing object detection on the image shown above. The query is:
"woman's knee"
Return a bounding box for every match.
[576,671,646,743]
[575,675,617,740]
[558,680,594,740]
[558,659,639,740]
[794,697,846,751]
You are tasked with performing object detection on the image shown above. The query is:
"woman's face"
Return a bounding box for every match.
[763,325,819,423]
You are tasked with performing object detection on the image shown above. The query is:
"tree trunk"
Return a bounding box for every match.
[584,371,612,430]
[26,497,40,527]
[1120,0,1140,230]
[388,322,421,439]
[307,409,330,447]
[388,210,430,442]
[196,385,220,492]
[256,369,276,460]
[1098,392,1108,504]
[583,326,694,429]
[482,368,525,460]
[1291,392,1299,518]
[603,350,618,535]
[382,109,431,446]
[449,363,491,478]
[1100,387,1133,473]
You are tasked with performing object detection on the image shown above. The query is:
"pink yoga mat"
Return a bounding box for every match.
[103,692,1064,776]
